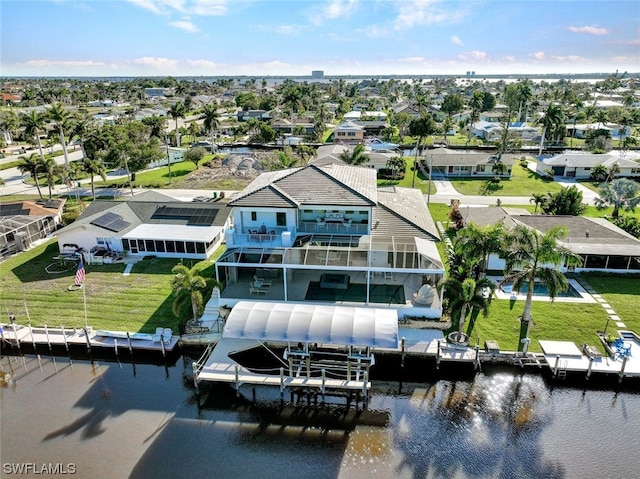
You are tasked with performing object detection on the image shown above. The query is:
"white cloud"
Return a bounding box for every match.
[451,36,463,46]
[393,0,469,30]
[530,51,545,60]
[169,20,199,32]
[126,0,227,17]
[568,25,608,36]
[551,55,586,63]
[273,24,304,35]
[25,59,106,67]
[128,57,179,69]
[186,59,218,68]
[458,50,488,61]
[309,0,359,26]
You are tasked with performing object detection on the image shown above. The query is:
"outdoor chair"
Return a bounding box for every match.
[152,327,164,342]
[250,286,269,295]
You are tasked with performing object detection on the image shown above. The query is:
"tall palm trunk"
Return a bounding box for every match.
[58,128,70,167]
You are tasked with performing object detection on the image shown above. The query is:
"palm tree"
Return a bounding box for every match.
[386,156,405,179]
[81,158,107,200]
[200,103,220,147]
[595,178,640,218]
[466,91,484,144]
[280,85,304,135]
[530,193,546,213]
[457,223,505,279]
[17,153,44,199]
[444,277,495,343]
[501,225,581,351]
[171,264,208,323]
[47,102,71,167]
[339,144,370,165]
[535,103,564,155]
[20,110,47,162]
[41,157,59,199]
[168,101,186,147]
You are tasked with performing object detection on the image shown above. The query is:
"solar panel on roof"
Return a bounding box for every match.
[43,200,62,208]
[103,219,131,232]
[0,204,29,216]
[90,212,130,232]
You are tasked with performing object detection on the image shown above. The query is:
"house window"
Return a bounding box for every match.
[347,132,356,137]
[196,243,206,254]
[476,165,486,172]
[186,242,196,254]
[251,211,257,221]
[122,239,129,250]
[276,212,286,226]
[175,242,185,253]
[166,241,176,253]
[584,167,591,171]
[145,240,155,252]
[154,240,165,253]
[96,237,112,246]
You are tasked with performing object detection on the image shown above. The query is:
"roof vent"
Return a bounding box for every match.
[585,230,590,238]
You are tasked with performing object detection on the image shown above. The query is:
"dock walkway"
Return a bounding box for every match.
[0,323,179,354]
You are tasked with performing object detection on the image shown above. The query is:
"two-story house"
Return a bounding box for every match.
[217,164,446,319]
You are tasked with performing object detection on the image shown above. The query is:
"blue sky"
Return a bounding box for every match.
[2,0,639,77]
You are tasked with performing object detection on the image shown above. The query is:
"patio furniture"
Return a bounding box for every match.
[250,286,269,295]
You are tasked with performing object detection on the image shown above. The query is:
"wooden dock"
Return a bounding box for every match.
[0,323,179,355]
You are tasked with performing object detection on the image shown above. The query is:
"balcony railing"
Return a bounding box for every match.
[297,222,368,235]
[234,233,284,247]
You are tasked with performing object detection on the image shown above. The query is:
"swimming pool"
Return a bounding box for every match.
[500,281,582,298]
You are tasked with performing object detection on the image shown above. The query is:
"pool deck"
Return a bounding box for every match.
[490,278,596,303]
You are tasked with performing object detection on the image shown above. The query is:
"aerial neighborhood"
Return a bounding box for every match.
[1,73,640,387]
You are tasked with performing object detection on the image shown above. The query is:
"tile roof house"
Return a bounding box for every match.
[55,191,231,263]
[218,164,445,318]
[536,153,640,179]
[427,148,516,177]
[462,207,640,273]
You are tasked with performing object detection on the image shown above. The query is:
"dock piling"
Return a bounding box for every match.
[83,328,91,354]
[126,332,133,355]
[619,355,628,384]
[401,337,406,368]
[160,335,166,358]
[114,339,118,356]
[61,325,69,352]
[44,324,52,352]
[586,357,594,380]
[321,368,326,401]
[553,355,560,378]
[235,364,240,396]
[29,324,37,352]
[279,367,285,400]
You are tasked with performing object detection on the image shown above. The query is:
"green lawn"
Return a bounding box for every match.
[377,157,436,194]
[0,239,224,333]
[467,297,608,354]
[578,274,640,334]
[449,162,565,196]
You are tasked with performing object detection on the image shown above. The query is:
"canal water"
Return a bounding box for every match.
[2,353,639,479]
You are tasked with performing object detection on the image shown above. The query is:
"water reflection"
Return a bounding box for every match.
[1,354,639,479]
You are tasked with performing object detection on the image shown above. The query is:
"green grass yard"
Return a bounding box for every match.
[449,162,564,196]
[0,239,224,333]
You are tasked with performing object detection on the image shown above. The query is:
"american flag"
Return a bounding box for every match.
[75,257,85,285]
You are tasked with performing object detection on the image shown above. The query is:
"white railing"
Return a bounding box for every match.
[298,222,368,235]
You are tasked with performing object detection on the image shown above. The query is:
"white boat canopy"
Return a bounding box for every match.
[222,301,398,348]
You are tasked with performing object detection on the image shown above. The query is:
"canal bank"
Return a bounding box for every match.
[2,353,640,479]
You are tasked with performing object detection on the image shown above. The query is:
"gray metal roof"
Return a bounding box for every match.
[543,153,638,168]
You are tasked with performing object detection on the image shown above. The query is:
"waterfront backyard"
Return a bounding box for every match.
[1,239,639,354]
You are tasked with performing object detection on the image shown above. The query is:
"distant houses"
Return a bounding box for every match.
[536,153,640,179]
